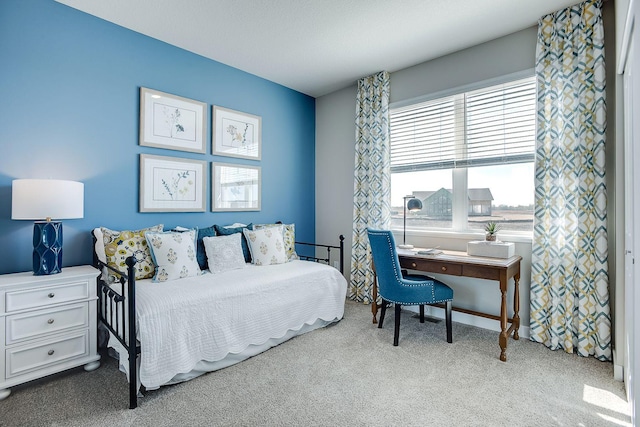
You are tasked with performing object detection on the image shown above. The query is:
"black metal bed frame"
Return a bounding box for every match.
[296,235,345,271]
[93,232,344,409]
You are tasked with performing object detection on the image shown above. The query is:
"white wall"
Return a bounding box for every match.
[389,26,537,104]
[315,84,357,264]
[316,6,617,340]
[611,0,628,381]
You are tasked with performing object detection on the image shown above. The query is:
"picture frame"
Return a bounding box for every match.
[139,87,207,154]
[212,106,261,160]
[140,154,207,212]
[212,162,261,211]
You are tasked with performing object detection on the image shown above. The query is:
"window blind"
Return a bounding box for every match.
[390,76,536,173]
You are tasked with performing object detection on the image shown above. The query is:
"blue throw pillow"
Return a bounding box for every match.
[214,223,253,263]
[196,226,217,270]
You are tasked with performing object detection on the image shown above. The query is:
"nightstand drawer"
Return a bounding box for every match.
[5,281,89,312]
[6,331,89,378]
[6,303,89,345]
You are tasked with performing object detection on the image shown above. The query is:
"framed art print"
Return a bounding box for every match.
[212,162,261,211]
[140,154,207,212]
[212,106,261,160]
[139,87,207,154]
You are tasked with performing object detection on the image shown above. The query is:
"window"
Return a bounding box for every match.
[390,76,536,234]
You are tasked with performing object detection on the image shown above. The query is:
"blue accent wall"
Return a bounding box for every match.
[0,0,316,274]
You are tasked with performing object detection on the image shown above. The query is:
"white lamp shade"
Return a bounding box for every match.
[12,179,84,220]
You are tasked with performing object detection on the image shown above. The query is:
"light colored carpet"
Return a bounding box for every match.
[0,301,631,426]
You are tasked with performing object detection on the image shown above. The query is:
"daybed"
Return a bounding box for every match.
[92,224,347,409]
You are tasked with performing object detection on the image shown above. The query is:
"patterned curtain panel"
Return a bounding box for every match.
[349,71,391,302]
[530,0,611,361]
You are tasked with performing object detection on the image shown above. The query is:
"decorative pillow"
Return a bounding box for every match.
[196,226,217,270]
[93,228,107,264]
[214,223,253,263]
[202,233,247,274]
[145,229,201,282]
[173,225,217,270]
[242,225,288,266]
[92,227,110,282]
[253,223,299,261]
[101,224,163,281]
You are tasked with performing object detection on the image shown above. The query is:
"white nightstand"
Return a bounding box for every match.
[0,265,101,400]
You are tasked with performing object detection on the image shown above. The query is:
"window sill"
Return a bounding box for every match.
[396,228,533,245]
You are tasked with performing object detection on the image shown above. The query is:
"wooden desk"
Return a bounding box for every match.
[371,249,522,362]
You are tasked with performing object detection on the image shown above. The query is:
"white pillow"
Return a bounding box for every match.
[93,227,107,264]
[225,223,247,228]
[145,229,201,282]
[202,233,247,274]
[242,225,288,266]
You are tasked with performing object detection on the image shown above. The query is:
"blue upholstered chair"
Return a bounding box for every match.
[367,229,453,346]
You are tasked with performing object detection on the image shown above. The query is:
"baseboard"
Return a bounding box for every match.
[613,349,624,381]
[404,305,531,340]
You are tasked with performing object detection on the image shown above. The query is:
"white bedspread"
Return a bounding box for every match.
[109,260,347,389]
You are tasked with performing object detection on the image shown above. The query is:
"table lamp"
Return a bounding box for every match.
[11,179,84,275]
[398,195,423,249]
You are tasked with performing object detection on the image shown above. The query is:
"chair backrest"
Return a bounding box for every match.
[367,229,404,301]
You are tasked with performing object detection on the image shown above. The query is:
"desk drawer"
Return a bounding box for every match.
[6,303,89,345]
[400,259,463,276]
[5,281,89,312]
[6,331,89,378]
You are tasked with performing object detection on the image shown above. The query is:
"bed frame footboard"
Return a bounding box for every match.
[95,256,140,409]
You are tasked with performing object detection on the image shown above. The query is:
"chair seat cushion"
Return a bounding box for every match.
[403,273,434,281]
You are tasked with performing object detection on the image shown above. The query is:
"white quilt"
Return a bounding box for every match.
[109,260,347,389]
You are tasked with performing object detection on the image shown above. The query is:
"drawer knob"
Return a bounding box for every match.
[411,263,417,268]
[48,293,55,298]
[47,318,54,324]
[441,266,447,272]
[47,350,54,356]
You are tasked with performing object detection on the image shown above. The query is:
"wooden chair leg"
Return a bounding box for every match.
[394,304,401,346]
[445,300,453,343]
[378,299,387,329]
[419,305,425,323]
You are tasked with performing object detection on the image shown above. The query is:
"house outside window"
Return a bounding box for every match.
[389,75,536,234]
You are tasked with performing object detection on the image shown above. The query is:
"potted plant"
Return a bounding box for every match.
[484,221,501,242]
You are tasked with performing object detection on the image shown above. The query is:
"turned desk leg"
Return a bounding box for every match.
[499,283,508,362]
[513,273,521,340]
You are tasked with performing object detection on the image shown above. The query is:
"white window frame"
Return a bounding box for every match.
[389,70,536,242]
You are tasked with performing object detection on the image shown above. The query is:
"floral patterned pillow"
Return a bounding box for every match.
[145,229,202,282]
[242,225,288,266]
[253,223,299,261]
[101,224,163,281]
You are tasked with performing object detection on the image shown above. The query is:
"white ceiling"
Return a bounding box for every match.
[56,0,578,98]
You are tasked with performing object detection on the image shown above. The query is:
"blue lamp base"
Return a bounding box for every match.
[32,221,63,275]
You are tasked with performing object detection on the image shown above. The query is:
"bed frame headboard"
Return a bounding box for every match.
[295,235,345,274]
